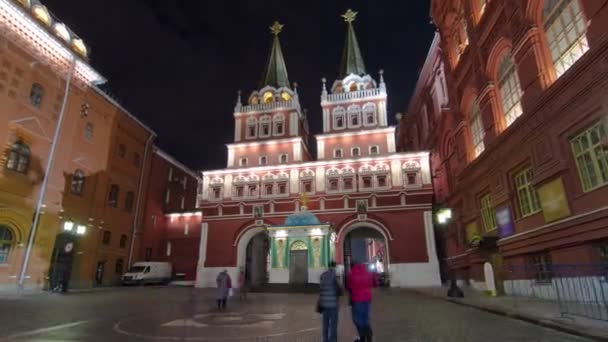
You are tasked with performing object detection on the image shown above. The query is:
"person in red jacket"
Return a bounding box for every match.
[347,261,378,342]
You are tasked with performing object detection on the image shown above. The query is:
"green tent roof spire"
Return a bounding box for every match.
[259,21,290,89]
[339,9,367,78]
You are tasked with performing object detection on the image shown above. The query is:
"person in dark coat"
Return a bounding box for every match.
[319,261,342,342]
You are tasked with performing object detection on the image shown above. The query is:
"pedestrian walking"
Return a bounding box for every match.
[318,261,342,342]
[216,269,232,310]
[238,270,248,302]
[347,261,377,342]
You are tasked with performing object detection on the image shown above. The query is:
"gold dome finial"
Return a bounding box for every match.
[342,9,358,23]
[270,21,284,36]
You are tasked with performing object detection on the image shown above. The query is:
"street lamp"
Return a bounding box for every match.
[436,208,453,225]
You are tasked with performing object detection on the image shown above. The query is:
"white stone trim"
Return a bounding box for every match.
[316,166,325,192]
[290,111,298,136]
[223,174,233,199]
[379,101,388,126]
[290,169,299,194]
[316,127,395,140]
[387,133,396,153]
[293,143,302,161]
[317,140,325,159]
[234,119,241,142]
[390,160,402,186]
[424,211,438,264]
[323,108,330,132]
[421,157,431,184]
[227,149,235,168]
[202,176,210,201]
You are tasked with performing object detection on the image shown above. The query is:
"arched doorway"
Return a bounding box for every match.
[343,226,389,285]
[289,240,308,285]
[49,232,77,291]
[244,232,269,287]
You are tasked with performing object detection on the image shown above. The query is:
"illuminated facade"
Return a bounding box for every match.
[194,11,440,288]
[0,0,155,290]
[399,0,608,294]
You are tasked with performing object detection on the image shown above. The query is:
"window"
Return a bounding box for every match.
[348,105,362,127]
[370,146,379,155]
[263,91,274,103]
[333,107,346,129]
[363,103,376,125]
[329,179,339,191]
[260,116,271,137]
[497,53,523,127]
[543,0,588,78]
[246,117,257,138]
[119,234,127,248]
[0,226,13,264]
[259,156,267,165]
[240,157,248,167]
[531,253,552,283]
[212,187,221,199]
[165,188,170,204]
[117,144,126,158]
[278,183,286,194]
[29,83,44,108]
[377,175,388,187]
[480,194,497,232]
[571,121,608,191]
[302,180,312,193]
[275,122,284,135]
[133,152,141,167]
[84,122,94,141]
[248,185,257,197]
[265,183,273,195]
[350,113,360,126]
[274,115,285,135]
[124,191,134,212]
[102,231,111,245]
[279,154,288,164]
[235,186,244,198]
[334,149,343,159]
[115,259,124,275]
[70,169,85,195]
[6,141,30,174]
[351,147,360,157]
[405,172,419,186]
[107,185,119,207]
[470,102,485,158]
[344,177,354,190]
[362,176,372,189]
[515,168,541,217]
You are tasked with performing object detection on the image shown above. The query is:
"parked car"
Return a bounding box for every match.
[122,262,172,285]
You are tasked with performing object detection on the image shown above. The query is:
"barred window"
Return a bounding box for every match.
[543,0,589,78]
[531,253,552,283]
[571,121,608,192]
[497,53,523,127]
[514,168,542,217]
[480,194,496,232]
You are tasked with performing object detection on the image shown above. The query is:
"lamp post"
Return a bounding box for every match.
[18,59,76,291]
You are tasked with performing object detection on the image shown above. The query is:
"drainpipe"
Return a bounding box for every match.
[127,133,155,266]
[18,58,76,290]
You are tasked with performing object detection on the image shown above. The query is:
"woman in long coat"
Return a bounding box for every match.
[216,269,232,310]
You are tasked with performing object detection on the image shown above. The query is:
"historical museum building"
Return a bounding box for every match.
[399,0,608,295]
[0,0,158,290]
[193,11,440,288]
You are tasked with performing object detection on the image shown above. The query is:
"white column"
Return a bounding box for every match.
[316,166,325,192]
[202,176,210,200]
[224,175,233,198]
[424,211,438,264]
[386,133,396,153]
[379,101,388,126]
[421,156,431,184]
[293,142,302,161]
[198,222,209,267]
[234,119,241,142]
[227,148,235,168]
[323,108,330,132]
[390,160,401,187]
[290,169,299,194]
[317,140,325,159]
[290,112,298,136]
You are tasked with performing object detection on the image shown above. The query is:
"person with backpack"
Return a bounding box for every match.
[318,261,342,342]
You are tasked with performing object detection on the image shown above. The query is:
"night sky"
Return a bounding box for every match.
[43,0,434,171]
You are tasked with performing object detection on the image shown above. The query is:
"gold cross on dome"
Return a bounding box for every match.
[299,192,309,208]
[270,21,284,36]
[342,9,358,23]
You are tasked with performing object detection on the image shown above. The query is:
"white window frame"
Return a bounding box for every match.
[300,178,314,194]
[259,115,271,138]
[375,173,390,189]
[259,155,268,165]
[351,146,361,157]
[333,107,346,130]
[333,148,343,159]
[210,186,222,201]
[239,157,248,167]
[279,153,289,164]
[362,103,377,127]
[347,105,362,128]
[369,145,380,156]
[497,53,523,128]
[273,114,285,136]
[246,117,257,139]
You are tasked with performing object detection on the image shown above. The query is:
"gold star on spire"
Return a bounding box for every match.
[342,9,358,23]
[270,21,284,36]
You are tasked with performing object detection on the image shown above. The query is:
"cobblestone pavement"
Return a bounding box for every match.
[0,287,593,341]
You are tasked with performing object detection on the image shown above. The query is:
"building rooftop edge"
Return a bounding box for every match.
[154,147,199,180]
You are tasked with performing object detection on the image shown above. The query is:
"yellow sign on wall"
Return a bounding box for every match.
[466,222,479,244]
[538,177,571,223]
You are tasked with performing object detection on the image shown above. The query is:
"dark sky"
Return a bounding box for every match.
[44,0,434,171]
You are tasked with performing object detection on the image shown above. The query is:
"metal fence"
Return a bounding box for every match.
[504,264,608,321]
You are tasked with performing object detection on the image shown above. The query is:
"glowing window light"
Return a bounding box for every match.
[63,221,74,232]
[32,4,51,26]
[281,92,291,101]
[263,91,274,103]
[53,22,70,42]
[71,38,87,57]
[76,224,86,235]
[276,230,287,238]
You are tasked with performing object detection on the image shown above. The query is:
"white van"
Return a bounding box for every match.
[122,262,172,285]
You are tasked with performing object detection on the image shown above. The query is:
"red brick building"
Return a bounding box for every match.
[138,148,200,283]
[195,13,440,288]
[399,0,608,294]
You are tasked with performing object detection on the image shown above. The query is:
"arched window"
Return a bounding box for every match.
[29,83,44,108]
[334,149,343,159]
[259,115,271,137]
[333,107,346,129]
[119,234,128,248]
[246,117,257,138]
[273,114,285,136]
[363,103,377,125]
[370,145,380,155]
[349,83,358,92]
[281,92,291,101]
[543,0,588,78]
[279,154,288,164]
[70,169,85,195]
[6,141,30,174]
[348,105,361,127]
[115,259,124,274]
[351,147,360,157]
[263,91,274,103]
[0,226,13,264]
[124,191,134,212]
[469,102,485,158]
[497,52,523,127]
